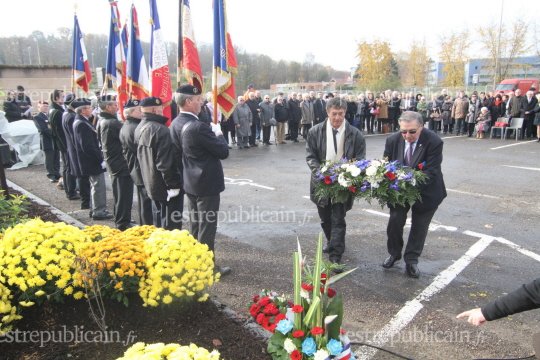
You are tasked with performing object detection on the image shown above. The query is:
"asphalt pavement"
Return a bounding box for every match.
[6,130,540,360]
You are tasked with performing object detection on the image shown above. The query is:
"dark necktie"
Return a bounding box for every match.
[405,143,413,166]
[332,128,338,153]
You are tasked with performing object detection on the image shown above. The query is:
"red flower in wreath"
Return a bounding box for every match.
[348,185,357,193]
[249,303,261,317]
[292,305,304,313]
[275,313,286,322]
[418,161,426,170]
[252,295,260,303]
[292,330,305,338]
[291,349,302,360]
[256,313,265,325]
[320,273,327,285]
[385,171,396,181]
[258,296,271,306]
[263,303,279,315]
[301,283,313,291]
[324,176,332,185]
[311,326,324,336]
[327,288,336,298]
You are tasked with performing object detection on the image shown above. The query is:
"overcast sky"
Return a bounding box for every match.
[1,0,538,71]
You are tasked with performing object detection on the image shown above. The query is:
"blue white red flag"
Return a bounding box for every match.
[72,15,92,93]
[104,1,127,117]
[179,0,203,91]
[126,4,150,100]
[212,0,237,119]
[149,0,173,124]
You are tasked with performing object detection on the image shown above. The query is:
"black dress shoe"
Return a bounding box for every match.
[68,194,81,200]
[322,244,330,253]
[406,263,420,278]
[382,255,401,269]
[215,266,231,276]
[92,213,113,221]
[330,258,344,274]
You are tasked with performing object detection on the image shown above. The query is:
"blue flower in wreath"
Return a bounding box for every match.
[355,159,370,170]
[276,319,293,335]
[326,338,343,356]
[385,162,397,172]
[390,181,400,191]
[301,336,317,356]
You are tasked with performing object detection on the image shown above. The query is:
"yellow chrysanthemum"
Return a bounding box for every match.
[116,342,220,360]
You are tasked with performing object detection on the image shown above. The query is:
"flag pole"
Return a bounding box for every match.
[213,67,218,124]
[71,12,77,94]
[177,0,183,88]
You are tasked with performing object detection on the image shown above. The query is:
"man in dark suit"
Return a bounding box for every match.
[306,97,366,271]
[33,101,60,182]
[176,84,231,275]
[523,90,538,139]
[382,111,447,278]
[313,92,326,125]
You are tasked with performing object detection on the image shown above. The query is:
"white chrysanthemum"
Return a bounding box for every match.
[321,165,328,173]
[338,173,351,187]
[284,338,297,353]
[341,164,349,169]
[370,180,380,189]
[371,160,381,167]
[411,178,416,186]
[365,165,378,177]
[314,349,330,360]
[346,164,361,177]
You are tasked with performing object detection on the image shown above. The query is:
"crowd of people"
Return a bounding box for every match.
[218,87,540,146]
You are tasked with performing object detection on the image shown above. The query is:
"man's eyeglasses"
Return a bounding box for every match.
[400,129,418,134]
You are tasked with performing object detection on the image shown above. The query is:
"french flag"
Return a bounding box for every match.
[104,1,127,117]
[72,15,92,93]
[149,0,173,125]
[179,0,203,91]
[126,4,150,100]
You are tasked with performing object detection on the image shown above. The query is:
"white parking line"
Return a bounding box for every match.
[446,188,501,199]
[495,237,540,263]
[490,139,536,150]
[357,232,496,359]
[502,165,540,172]
[224,177,275,190]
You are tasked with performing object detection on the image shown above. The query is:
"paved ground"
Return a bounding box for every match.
[6,130,540,360]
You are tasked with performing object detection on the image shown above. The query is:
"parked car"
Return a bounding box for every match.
[495,78,539,95]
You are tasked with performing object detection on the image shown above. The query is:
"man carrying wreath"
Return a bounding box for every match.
[382,111,447,278]
[306,97,366,270]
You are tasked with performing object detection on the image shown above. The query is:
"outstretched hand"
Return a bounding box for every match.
[456,308,486,326]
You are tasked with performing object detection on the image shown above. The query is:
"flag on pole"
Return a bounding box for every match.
[72,14,92,93]
[121,23,129,59]
[126,4,150,100]
[104,1,127,118]
[149,0,173,124]
[212,0,237,119]
[179,0,203,91]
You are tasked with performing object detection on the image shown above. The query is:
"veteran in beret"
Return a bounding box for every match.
[72,98,112,220]
[172,84,231,276]
[135,96,183,230]
[96,95,134,231]
[119,99,153,226]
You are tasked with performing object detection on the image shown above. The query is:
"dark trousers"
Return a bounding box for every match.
[387,205,437,264]
[523,116,534,138]
[317,202,347,262]
[136,185,153,225]
[262,125,271,144]
[78,176,91,208]
[44,149,60,180]
[249,118,260,145]
[289,120,300,140]
[152,193,183,230]
[301,123,311,140]
[365,115,374,133]
[467,123,475,136]
[186,193,220,252]
[61,151,77,198]
[111,174,134,229]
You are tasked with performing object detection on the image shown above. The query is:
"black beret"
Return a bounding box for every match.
[17,85,24,91]
[124,99,140,109]
[175,84,201,95]
[99,94,117,103]
[64,93,76,106]
[72,98,92,109]
[140,96,162,107]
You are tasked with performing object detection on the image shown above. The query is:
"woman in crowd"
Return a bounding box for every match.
[475,107,492,139]
[366,92,376,134]
[376,93,389,133]
[232,96,252,149]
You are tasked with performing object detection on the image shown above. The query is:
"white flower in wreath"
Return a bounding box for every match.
[371,159,382,167]
[411,178,416,186]
[338,173,352,187]
[284,338,297,353]
[346,164,361,177]
[321,165,328,173]
[300,289,311,301]
[370,180,380,189]
[341,163,349,169]
[365,164,378,177]
[314,349,330,360]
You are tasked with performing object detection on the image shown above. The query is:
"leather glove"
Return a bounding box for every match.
[210,122,223,136]
[101,161,107,170]
[167,188,180,202]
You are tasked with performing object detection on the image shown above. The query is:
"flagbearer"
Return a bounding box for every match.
[97,95,134,231]
[175,84,231,276]
[119,99,153,226]
[135,97,183,230]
